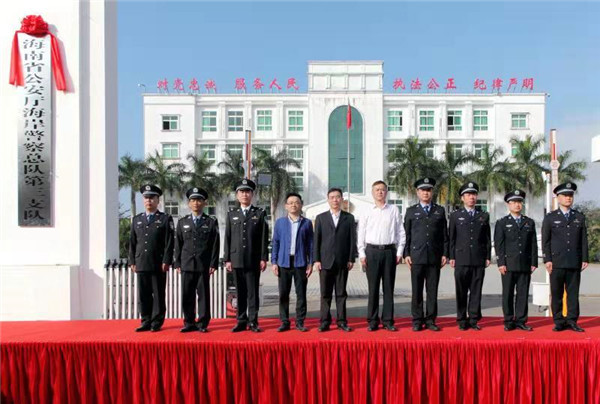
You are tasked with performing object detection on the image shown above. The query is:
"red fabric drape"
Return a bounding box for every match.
[9,15,66,91]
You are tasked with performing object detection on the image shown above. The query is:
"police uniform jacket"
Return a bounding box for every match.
[403,203,449,265]
[174,214,220,272]
[494,215,538,272]
[224,206,269,268]
[128,211,175,272]
[542,209,589,269]
[449,208,491,267]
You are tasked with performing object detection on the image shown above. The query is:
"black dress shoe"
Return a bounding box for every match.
[426,324,441,332]
[197,326,208,333]
[180,325,199,333]
[567,323,585,332]
[231,323,247,333]
[470,323,481,331]
[412,324,423,332]
[150,325,161,332]
[278,323,291,332]
[458,323,469,331]
[383,324,397,332]
[515,323,533,331]
[504,323,516,331]
[337,324,352,332]
[249,323,262,333]
[552,324,565,332]
[318,324,330,332]
[135,324,151,332]
[367,325,379,332]
[296,323,308,332]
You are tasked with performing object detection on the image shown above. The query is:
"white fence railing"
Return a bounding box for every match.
[103,259,228,320]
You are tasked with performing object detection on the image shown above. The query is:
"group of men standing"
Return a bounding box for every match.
[128,176,589,334]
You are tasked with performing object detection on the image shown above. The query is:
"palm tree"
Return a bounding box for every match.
[252,147,301,227]
[557,149,587,183]
[144,151,186,201]
[510,135,549,196]
[217,149,245,196]
[470,144,514,218]
[435,143,474,212]
[385,137,437,204]
[184,154,221,201]
[118,154,147,217]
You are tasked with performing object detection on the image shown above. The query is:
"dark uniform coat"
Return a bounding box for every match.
[494,215,538,272]
[224,206,269,268]
[174,214,220,272]
[542,209,589,269]
[449,208,491,266]
[403,203,449,265]
[128,211,174,271]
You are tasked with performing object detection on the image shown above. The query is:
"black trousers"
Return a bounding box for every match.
[181,270,211,328]
[233,266,260,325]
[411,264,441,326]
[278,256,308,325]
[137,272,167,328]
[501,271,531,325]
[454,265,485,325]
[319,261,349,326]
[550,267,581,326]
[366,246,397,326]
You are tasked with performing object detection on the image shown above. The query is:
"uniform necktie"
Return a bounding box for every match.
[469,210,474,218]
[516,217,521,225]
[243,208,248,217]
[194,217,200,227]
[564,211,570,220]
[424,205,430,214]
[147,214,154,223]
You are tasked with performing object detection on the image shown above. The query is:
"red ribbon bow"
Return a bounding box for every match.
[9,15,66,91]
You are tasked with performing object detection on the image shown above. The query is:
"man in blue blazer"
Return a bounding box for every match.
[271,192,314,332]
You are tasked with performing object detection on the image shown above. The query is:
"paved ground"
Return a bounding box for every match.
[257,262,600,319]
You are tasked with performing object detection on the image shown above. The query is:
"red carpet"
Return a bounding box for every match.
[2,317,600,403]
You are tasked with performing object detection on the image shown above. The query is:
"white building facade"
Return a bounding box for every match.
[143,61,546,228]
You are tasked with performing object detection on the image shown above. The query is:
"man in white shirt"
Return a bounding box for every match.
[357,180,406,331]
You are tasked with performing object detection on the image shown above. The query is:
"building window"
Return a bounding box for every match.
[228,199,238,210]
[451,144,463,159]
[202,111,217,132]
[447,110,462,131]
[473,110,488,131]
[257,110,272,131]
[388,199,403,214]
[288,111,304,131]
[290,172,304,192]
[164,201,179,217]
[253,144,272,158]
[162,115,179,131]
[424,145,435,158]
[226,144,243,157]
[387,183,398,193]
[387,110,403,131]
[511,113,528,129]
[203,205,216,216]
[511,143,518,156]
[473,143,486,159]
[476,199,488,212]
[228,111,244,132]
[197,144,216,163]
[419,110,434,131]
[161,143,180,159]
[287,144,304,166]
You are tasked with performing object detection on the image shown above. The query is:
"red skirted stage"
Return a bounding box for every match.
[2,317,600,404]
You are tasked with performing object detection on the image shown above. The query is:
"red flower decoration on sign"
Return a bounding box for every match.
[20,15,49,35]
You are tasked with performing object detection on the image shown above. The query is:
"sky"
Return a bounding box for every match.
[118,1,600,206]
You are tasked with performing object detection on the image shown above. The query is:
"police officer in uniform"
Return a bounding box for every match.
[542,182,589,332]
[494,190,537,331]
[224,179,269,333]
[174,187,220,333]
[129,184,175,332]
[449,181,491,330]
[403,178,448,332]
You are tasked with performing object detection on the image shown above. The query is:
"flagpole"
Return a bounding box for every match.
[347,100,351,211]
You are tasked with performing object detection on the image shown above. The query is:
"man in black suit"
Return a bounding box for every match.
[542,182,589,332]
[448,181,491,330]
[313,188,356,332]
[403,178,448,332]
[494,190,537,331]
[224,179,269,333]
[174,187,220,333]
[129,184,174,332]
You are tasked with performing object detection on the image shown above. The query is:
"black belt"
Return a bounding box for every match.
[366,244,396,250]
